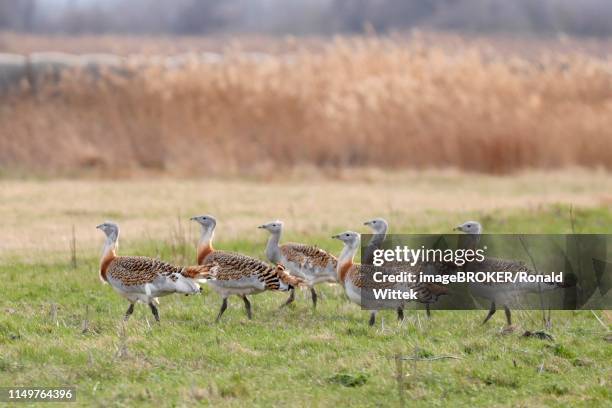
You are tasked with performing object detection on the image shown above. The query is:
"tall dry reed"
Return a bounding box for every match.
[1,35,611,176]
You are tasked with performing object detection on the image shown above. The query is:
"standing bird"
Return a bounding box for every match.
[363,217,452,318]
[454,220,572,326]
[258,220,337,309]
[96,221,212,322]
[191,215,303,322]
[362,218,389,265]
[332,231,447,326]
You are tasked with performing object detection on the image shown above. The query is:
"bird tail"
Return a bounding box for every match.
[182,264,218,280]
[520,273,577,293]
[275,264,305,289]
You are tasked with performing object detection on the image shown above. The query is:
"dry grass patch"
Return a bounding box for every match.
[1,170,610,258]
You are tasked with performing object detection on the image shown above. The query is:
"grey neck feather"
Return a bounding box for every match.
[102,230,118,256]
[265,231,282,263]
[198,226,214,246]
[460,230,481,251]
[363,226,387,264]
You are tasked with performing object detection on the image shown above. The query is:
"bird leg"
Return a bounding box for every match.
[124,303,135,321]
[482,302,496,324]
[148,302,160,322]
[242,295,252,320]
[504,305,512,326]
[310,288,318,309]
[280,288,295,308]
[368,311,377,326]
[396,307,404,322]
[426,304,431,319]
[215,297,228,323]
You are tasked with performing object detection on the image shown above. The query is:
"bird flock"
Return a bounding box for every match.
[96,217,569,327]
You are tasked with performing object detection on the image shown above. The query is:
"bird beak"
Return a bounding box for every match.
[331,234,340,239]
[453,226,461,231]
[257,225,265,229]
[95,224,103,229]
[363,221,371,226]
[189,216,197,221]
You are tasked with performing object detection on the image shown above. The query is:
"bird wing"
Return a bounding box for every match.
[350,264,448,304]
[466,257,532,286]
[281,243,337,270]
[107,256,185,286]
[203,251,302,290]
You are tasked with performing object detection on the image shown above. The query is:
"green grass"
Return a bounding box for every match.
[0,206,611,407]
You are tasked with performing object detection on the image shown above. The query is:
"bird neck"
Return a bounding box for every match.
[197,228,215,265]
[265,231,282,263]
[464,233,481,250]
[363,228,387,263]
[99,235,117,283]
[337,243,358,284]
[370,228,387,246]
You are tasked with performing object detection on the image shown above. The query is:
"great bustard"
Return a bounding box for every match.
[332,231,448,326]
[258,220,337,308]
[362,218,389,265]
[191,215,303,322]
[96,221,213,322]
[363,217,452,318]
[454,220,572,326]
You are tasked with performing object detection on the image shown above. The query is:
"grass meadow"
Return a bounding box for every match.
[1,172,611,406]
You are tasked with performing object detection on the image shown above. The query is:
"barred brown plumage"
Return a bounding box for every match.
[342,261,448,303]
[96,221,205,323]
[191,214,304,322]
[333,230,449,326]
[200,251,297,291]
[454,220,573,327]
[105,257,214,286]
[259,220,337,308]
[363,217,454,318]
[280,244,338,271]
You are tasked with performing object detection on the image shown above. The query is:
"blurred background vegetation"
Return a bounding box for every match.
[2,0,612,37]
[1,1,611,178]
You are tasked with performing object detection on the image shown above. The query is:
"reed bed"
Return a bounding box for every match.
[1,35,611,176]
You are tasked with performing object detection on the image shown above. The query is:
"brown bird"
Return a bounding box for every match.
[454,220,573,326]
[191,215,303,322]
[259,220,337,308]
[332,231,448,326]
[96,221,214,322]
[363,217,455,318]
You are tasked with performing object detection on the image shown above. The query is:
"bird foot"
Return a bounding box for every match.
[500,325,517,335]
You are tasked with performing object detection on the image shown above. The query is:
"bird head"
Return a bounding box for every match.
[190,214,217,231]
[258,220,283,233]
[363,217,388,234]
[454,221,482,235]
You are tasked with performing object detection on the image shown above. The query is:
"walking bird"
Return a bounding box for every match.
[362,218,389,265]
[332,231,448,326]
[363,217,453,318]
[96,221,212,322]
[259,220,337,308]
[454,220,573,326]
[191,215,303,322]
